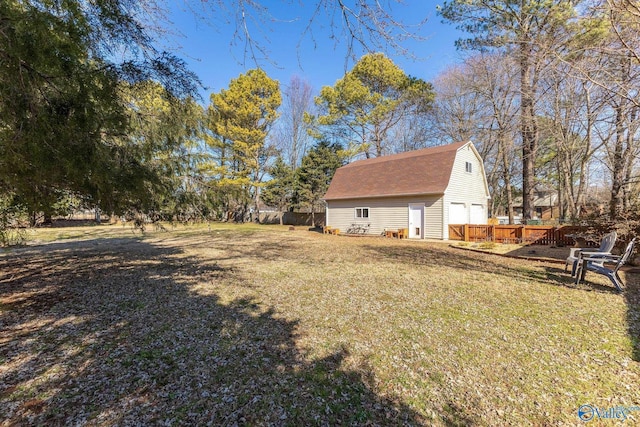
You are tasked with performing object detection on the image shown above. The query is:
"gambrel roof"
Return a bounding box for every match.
[324,141,471,201]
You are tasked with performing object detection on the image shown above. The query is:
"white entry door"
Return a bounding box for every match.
[408,204,424,239]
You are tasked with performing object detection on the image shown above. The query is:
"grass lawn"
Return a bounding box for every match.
[1,224,639,425]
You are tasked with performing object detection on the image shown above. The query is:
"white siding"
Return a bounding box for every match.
[326,195,443,238]
[443,144,490,238]
[425,197,443,239]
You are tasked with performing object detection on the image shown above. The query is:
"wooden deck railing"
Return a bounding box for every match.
[449,224,598,246]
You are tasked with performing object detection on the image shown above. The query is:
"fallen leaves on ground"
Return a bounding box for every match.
[1,224,639,425]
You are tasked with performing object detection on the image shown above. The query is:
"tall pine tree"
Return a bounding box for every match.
[207,69,281,221]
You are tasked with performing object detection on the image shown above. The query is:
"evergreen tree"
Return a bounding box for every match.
[295,141,344,226]
[312,53,434,158]
[260,157,295,225]
[207,69,281,221]
[117,81,205,221]
[0,0,198,224]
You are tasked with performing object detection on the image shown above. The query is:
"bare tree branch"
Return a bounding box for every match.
[194,0,427,68]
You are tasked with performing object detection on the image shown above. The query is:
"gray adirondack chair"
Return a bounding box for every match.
[574,238,636,292]
[565,231,617,277]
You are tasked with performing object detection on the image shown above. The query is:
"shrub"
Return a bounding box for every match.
[578,212,640,264]
[477,241,497,250]
[0,196,29,246]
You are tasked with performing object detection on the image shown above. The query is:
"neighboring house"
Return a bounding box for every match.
[512,189,559,221]
[323,141,491,239]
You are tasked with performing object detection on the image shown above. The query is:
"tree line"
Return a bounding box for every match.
[436,0,640,222]
[0,0,424,229]
[1,0,638,234]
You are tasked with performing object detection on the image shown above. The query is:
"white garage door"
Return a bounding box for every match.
[470,204,486,224]
[449,202,467,224]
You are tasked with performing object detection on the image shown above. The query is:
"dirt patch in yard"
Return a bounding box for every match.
[453,241,640,272]
[452,242,570,263]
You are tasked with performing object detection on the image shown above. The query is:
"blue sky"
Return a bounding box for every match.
[165,1,468,101]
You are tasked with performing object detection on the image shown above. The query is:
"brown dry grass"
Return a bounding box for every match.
[1,224,639,425]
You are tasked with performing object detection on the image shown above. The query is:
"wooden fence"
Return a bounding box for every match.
[448,224,598,246]
[259,211,326,226]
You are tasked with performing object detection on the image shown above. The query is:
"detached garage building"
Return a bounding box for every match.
[323,141,490,239]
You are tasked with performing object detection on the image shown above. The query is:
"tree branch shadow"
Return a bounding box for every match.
[1,237,428,425]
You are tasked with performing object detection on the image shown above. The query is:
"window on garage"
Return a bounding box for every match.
[355,207,369,219]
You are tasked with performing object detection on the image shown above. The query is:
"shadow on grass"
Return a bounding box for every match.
[0,237,428,425]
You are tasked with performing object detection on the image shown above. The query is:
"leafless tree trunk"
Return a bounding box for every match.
[274,76,314,168]
[598,52,640,218]
[610,101,626,218]
[498,134,516,223]
[520,41,539,222]
[539,62,609,221]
